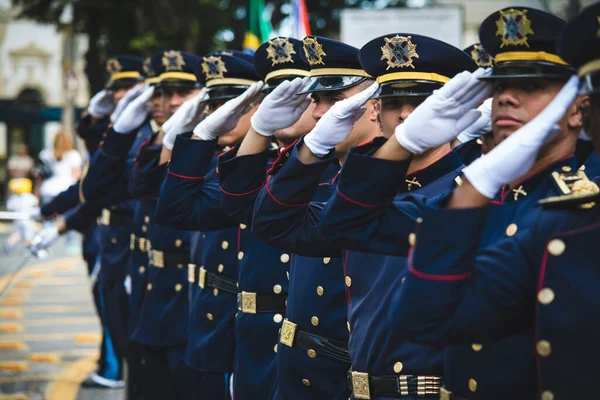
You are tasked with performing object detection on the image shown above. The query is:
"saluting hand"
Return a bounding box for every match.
[456,98,493,144]
[87,89,115,119]
[250,77,312,137]
[193,81,265,141]
[112,85,155,134]
[111,84,145,123]
[162,88,209,150]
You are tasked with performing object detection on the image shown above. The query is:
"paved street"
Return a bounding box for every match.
[0,223,124,400]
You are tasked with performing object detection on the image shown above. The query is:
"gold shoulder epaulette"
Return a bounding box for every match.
[538,169,599,209]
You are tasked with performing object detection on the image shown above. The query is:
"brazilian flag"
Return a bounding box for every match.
[243,0,272,53]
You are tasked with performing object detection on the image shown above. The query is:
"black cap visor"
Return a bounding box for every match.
[479,61,575,81]
[105,77,143,90]
[298,75,367,94]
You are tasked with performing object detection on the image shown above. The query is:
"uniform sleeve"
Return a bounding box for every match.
[319,138,423,256]
[154,134,236,232]
[391,206,547,345]
[64,202,102,233]
[218,145,270,225]
[251,138,341,256]
[40,182,81,217]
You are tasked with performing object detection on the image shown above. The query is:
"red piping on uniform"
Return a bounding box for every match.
[406,150,453,177]
[408,247,472,281]
[336,188,383,208]
[167,170,206,180]
[265,177,309,207]
[220,182,266,197]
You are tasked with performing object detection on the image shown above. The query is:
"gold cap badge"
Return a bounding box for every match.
[381,35,419,70]
[470,44,494,67]
[162,50,185,71]
[201,56,228,80]
[106,58,122,74]
[496,9,534,48]
[143,58,153,76]
[267,38,296,66]
[303,37,326,66]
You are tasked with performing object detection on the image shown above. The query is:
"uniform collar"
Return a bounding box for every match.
[497,156,577,203]
[401,151,463,193]
[149,119,161,133]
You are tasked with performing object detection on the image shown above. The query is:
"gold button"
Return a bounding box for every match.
[206,313,213,321]
[316,286,324,296]
[541,390,554,400]
[347,321,351,332]
[218,264,224,273]
[476,138,483,145]
[561,166,572,172]
[177,264,183,270]
[144,216,150,223]
[240,223,247,230]
[273,285,282,294]
[580,165,586,171]
[505,223,518,237]
[175,239,182,247]
[472,343,482,352]
[345,276,352,287]
[238,251,244,261]
[175,284,182,292]
[537,340,551,357]
[286,271,290,280]
[273,344,278,353]
[139,266,145,274]
[141,225,147,233]
[416,217,423,223]
[222,241,229,250]
[111,238,117,244]
[538,288,555,305]
[280,253,290,263]
[146,283,152,291]
[273,314,283,323]
[547,239,565,256]
[393,361,403,373]
[323,257,330,264]
[307,349,316,358]
[468,378,477,392]
[311,316,319,326]
[213,288,219,296]
[302,379,311,387]
[408,233,416,246]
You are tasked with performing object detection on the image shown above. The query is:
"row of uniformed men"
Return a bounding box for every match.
[33,3,600,400]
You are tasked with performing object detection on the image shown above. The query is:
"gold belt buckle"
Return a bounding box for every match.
[188,264,196,284]
[100,209,111,225]
[240,291,257,314]
[139,238,147,252]
[130,234,135,250]
[439,387,452,400]
[198,267,207,289]
[151,250,164,268]
[351,371,371,399]
[279,319,297,347]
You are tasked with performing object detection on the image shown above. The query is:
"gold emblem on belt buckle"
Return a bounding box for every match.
[187,264,196,284]
[130,234,135,250]
[240,291,257,314]
[279,319,297,347]
[439,387,452,400]
[198,267,207,289]
[151,250,164,268]
[351,371,371,399]
[101,209,111,225]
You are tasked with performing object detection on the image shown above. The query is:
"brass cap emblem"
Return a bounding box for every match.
[201,55,228,80]
[106,58,122,74]
[381,35,419,70]
[470,44,494,67]
[162,50,186,71]
[496,9,534,48]
[267,38,296,66]
[303,37,326,66]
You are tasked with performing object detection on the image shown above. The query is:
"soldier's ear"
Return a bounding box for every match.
[567,95,589,131]
[368,99,379,123]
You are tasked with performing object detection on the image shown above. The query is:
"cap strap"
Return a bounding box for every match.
[159,72,197,82]
[111,71,142,80]
[265,69,310,82]
[495,51,568,65]
[377,72,450,85]
[310,68,371,78]
[206,78,257,87]
[578,59,600,78]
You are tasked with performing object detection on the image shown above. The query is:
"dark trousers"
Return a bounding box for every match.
[133,344,190,400]
[177,361,232,400]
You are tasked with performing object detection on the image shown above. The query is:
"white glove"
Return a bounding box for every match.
[162,88,209,150]
[395,68,493,154]
[124,275,132,295]
[113,85,155,134]
[28,225,60,256]
[463,75,579,199]
[250,77,312,136]
[456,98,493,143]
[87,90,115,119]
[304,82,380,158]
[111,84,145,123]
[193,82,265,141]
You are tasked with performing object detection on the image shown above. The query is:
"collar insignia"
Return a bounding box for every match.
[470,44,494,67]
[381,35,418,70]
[303,37,326,66]
[106,58,122,74]
[162,50,185,71]
[405,177,422,191]
[496,9,534,48]
[201,56,228,80]
[267,38,296,66]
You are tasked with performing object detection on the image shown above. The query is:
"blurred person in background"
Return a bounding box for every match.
[4,178,39,253]
[8,143,34,179]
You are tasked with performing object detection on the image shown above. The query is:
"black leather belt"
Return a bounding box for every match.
[348,371,441,399]
[130,234,151,252]
[193,266,237,294]
[279,319,350,364]
[150,250,189,269]
[237,292,287,314]
[99,209,133,227]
